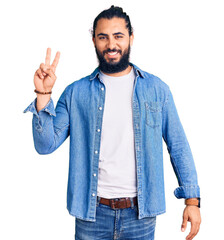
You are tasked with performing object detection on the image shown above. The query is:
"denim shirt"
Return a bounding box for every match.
[24,63,200,222]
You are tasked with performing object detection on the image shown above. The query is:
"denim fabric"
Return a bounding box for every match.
[74,197,156,240]
[24,63,200,222]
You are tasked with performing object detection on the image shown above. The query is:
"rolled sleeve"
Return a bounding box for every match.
[174,185,200,199]
[23,98,56,117]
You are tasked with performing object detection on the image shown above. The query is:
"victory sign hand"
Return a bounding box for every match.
[34,48,60,93]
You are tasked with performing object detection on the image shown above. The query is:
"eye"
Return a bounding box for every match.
[115,35,123,39]
[99,36,107,40]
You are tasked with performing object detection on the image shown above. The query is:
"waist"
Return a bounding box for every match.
[97,196,137,210]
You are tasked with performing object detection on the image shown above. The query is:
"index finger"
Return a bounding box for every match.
[45,48,51,66]
[51,51,60,71]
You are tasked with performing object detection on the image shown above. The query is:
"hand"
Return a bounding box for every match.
[181,206,201,240]
[34,48,60,93]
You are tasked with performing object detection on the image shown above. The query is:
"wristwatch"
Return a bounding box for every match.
[185,198,201,208]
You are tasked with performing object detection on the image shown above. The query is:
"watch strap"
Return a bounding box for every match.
[185,198,200,208]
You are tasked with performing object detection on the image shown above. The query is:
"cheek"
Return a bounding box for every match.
[96,43,108,53]
[95,39,106,47]
[118,40,129,49]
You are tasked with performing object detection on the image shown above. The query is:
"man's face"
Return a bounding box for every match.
[92,17,134,74]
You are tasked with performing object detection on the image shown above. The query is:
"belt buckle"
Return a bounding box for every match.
[109,198,125,210]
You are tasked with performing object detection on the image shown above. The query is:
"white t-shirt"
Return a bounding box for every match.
[97,67,137,198]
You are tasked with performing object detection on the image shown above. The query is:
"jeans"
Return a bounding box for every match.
[75,197,156,240]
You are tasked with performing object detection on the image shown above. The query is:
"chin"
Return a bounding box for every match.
[106,58,120,64]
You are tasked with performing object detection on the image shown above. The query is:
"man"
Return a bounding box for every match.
[24,6,201,240]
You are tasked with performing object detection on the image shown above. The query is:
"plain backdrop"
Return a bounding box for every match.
[1,0,223,239]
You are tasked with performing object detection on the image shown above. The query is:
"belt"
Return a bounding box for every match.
[99,196,137,209]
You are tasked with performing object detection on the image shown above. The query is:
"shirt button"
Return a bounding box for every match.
[93,173,96,177]
[99,107,102,110]
[101,87,104,91]
[97,129,101,132]
[95,150,98,154]
[92,193,96,197]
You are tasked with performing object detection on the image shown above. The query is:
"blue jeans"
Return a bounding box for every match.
[75,197,156,240]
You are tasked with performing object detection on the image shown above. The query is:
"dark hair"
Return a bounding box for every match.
[92,5,133,38]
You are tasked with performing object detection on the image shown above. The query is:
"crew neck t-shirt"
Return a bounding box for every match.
[97,67,137,198]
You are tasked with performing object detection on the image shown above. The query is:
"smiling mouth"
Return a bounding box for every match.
[107,51,118,56]
[105,51,121,59]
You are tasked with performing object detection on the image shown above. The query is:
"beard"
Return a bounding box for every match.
[95,45,131,74]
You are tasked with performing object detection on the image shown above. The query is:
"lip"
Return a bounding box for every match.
[106,51,120,58]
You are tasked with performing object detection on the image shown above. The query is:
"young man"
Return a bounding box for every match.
[24,6,201,240]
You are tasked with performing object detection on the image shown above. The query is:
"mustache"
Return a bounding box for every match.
[103,49,122,55]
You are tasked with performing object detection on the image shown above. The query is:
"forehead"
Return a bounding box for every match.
[95,17,128,35]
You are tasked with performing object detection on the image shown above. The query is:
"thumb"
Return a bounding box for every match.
[181,214,188,232]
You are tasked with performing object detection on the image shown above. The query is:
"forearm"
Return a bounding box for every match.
[32,111,56,154]
[32,114,69,155]
[32,90,70,154]
[24,87,70,155]
[168,128,200,198]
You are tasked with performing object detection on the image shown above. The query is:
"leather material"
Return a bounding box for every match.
[99,197,137,209]
[185,198,200,207]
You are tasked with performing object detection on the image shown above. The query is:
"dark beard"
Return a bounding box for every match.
[95,45,131,74]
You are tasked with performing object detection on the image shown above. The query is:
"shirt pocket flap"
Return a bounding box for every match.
[145,101,162,127]
[145,101,162,112]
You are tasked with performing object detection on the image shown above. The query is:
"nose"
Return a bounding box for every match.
[107,37,116,50]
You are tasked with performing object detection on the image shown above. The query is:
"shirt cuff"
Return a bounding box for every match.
[174,185,200,199]
[23,98,56,117]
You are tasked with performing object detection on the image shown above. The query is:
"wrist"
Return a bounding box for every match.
[185,198,201,208]
[34,89,52,95]
[36,94,51,113]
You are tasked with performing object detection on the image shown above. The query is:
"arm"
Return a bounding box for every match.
[29,89,70,154]
[162,88,201,240]
[162,88,200,198]
[24,48,70,154]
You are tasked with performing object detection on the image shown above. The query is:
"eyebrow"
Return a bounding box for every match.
[97,32,125,37]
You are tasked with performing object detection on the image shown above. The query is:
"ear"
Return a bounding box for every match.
[92,37,96,46]
[130,33,134,46]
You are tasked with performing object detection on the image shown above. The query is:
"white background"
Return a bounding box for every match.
[1,0,223,239]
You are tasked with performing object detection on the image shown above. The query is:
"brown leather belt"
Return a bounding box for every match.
[99,196,137,209]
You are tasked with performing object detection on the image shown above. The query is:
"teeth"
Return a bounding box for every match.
[108,52,118,55]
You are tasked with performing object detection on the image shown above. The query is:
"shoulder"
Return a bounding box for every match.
[133,64,170,94]
[142,70,169,91]
[132,64,171,103]
[132,63,168,88]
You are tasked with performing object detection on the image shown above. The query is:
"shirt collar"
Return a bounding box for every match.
[89,62,145,81]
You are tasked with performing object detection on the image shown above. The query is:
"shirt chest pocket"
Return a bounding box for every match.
[145,101,162,128]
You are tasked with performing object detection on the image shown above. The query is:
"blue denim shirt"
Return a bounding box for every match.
[24,63,200,222]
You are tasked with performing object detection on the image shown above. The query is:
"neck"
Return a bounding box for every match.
[101,65,132,77]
